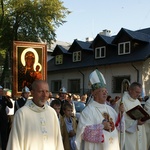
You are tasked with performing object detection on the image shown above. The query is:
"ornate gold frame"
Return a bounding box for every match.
[12,41,47,98]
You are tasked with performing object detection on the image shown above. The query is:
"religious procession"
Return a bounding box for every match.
[1,0,150,149]
[0,69,150,150]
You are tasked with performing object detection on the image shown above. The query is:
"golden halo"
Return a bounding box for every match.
[34,63,42,72]
[21,48,39,66]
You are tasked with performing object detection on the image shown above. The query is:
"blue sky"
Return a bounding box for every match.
[56,0,150,43]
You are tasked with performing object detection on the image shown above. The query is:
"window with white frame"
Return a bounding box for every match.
[73,51,81,62]
[95,46,106,59]
[118,41,130,55]
[51,80,61,93]
[55,55,63,65]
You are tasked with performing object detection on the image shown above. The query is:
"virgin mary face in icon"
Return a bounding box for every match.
[25,51,35,69]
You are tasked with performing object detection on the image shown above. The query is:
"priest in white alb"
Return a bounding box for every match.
[75,69,125,150]
[144,97,150,150]
[7,80,64,150]
[118,82,147,150]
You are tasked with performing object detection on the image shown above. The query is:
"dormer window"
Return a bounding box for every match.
[55,54,63,65]
[95,46,106,59]
[73,51,81,62]
[118,41,130,55]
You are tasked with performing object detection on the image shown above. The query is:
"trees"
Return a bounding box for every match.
[0,0,70,86]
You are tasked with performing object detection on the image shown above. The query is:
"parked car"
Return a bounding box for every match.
[73,101,86,121]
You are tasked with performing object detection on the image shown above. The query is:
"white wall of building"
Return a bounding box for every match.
[142,58,150,96]
[48,61,144,98]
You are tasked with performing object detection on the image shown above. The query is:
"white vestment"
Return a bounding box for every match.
[75,100,124,150]
[144,98,150,149]
[7,100,64,150]
[121,92,147,150]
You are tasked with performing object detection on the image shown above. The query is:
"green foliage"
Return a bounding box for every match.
[0,49,6,66]
[0,0,70,84]
[0,0,70,45]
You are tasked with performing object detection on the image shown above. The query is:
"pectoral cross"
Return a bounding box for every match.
[109,137,113,144]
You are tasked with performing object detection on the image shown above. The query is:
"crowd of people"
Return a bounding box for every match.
[0,69,150,150]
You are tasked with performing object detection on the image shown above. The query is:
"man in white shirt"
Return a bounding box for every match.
[5,90,15,137]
